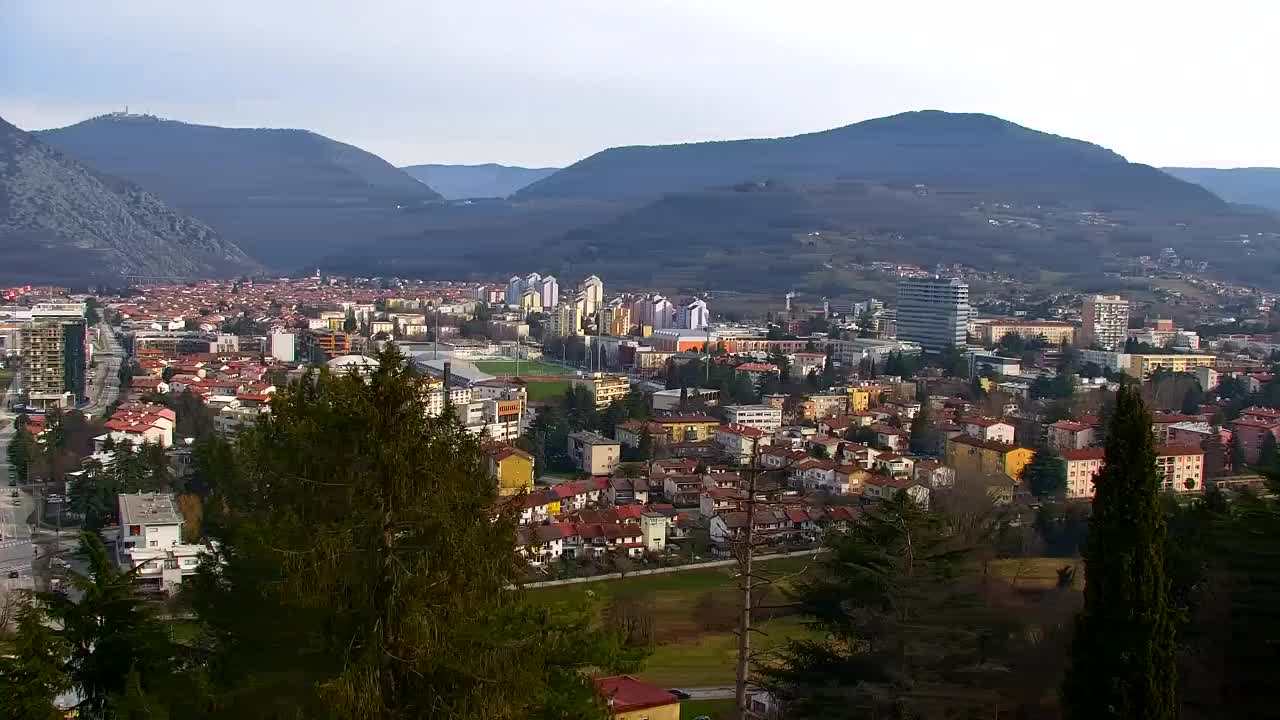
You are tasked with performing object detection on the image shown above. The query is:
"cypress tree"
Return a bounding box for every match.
[1062,386,1175,719]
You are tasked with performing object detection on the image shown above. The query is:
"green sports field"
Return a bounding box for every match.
[472,360,576,377]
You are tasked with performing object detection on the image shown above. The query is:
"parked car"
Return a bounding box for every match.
[668,689,692,701]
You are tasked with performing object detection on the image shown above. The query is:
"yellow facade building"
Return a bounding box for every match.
[1128,354,1216,380]
[487,446,534,496]
[847,387,872,412]
[945,435,1034,481]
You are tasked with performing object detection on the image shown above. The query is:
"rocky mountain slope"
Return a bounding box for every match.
[0,116,260,284]
[37,114,442,268]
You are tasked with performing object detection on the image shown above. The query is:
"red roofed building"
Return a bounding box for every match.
[1230,407,1280,466]
[1047,420,1096,450]
[714,423,772,464]
[594,676,680,719]
[1062,446,1205,500]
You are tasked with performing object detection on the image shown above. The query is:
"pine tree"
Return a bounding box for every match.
[0,602,70,720]
[1062,386,1175,720]
[1022,443,1068,498]
[188,347,640,718]
[761,492,997,718]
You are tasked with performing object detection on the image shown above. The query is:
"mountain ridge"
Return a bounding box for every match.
[400,163,559,199]
[515,110,1225,215]
[0,115,260,284]
[1163,167,1280,211]
[35,113,442,268]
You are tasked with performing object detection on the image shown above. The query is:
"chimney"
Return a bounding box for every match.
[443,361,452,388]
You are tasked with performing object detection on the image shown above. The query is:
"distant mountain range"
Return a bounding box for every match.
[8,109,1280,291]
[517,111,1225,215]
[400,163,559,199]
[1163,167,1280,211]
[0,116,259,284]
[36,113,442,268]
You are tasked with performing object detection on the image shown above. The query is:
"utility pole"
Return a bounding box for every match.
[733,457,759,715]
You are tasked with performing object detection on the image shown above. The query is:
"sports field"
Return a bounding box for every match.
[472,360,575,377]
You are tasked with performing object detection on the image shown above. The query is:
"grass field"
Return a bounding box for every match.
[473,360,575,377]
[989,557,1083,591]
[531,555,821,687]
[524,379,573,401]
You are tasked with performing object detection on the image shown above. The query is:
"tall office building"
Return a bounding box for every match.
[1080,294,1130,350]
[675,298,709,330]
[21,302,88,409]
[895,277,970,353]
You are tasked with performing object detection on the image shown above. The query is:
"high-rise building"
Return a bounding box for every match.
[269,332,296,362]
[21,302,88,409]
[895,277,970,353]
[505,276,524,306]
[675,298,709,330]
[1080,294,1129,350]
[539,275,559,309]
[581,275,604,317]
[547,300,584,337]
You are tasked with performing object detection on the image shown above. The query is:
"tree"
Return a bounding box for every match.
[1259,432,1279,472]
[908,403,932,455]
[1021,443,1068,499]
[0,601,71,720]
[1062,386,1175,720]
[188,347,640,717]
[19,532,177,718]
[762,492,1001,718]
[1229,432,1247,471]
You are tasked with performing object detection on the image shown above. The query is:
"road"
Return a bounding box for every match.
[0,321,124,603]
[680,686,736,700]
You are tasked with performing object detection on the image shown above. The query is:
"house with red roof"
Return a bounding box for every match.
[1047,419,1096,450]
[714,423,772,464]
[1230,407,1280,466]
[1062,445,1205,500]
[594,676,680,720]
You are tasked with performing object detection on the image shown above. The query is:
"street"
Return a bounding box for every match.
[0,320,124,603]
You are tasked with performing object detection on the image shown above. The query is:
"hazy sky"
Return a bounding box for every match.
[3,0,1275,169]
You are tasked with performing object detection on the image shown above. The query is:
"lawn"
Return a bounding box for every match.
[524,379,573,402]
[682,699,736,719]
[989,557,1083,591]
[531,554,822,687]
[641,615,817,687]
[473,360,575,377]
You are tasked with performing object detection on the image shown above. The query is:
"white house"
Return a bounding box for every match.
[115,493,207,596]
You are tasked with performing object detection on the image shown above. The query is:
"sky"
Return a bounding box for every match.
[2,0,1276,169]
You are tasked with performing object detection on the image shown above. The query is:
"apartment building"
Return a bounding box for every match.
[895,277,970,352]
[572,373,631,409]
[568,431,621,475]
[1127,354,1217,380]
[723,404,783,432]
[20,302,88,409]
[1062,446,1205,499]
[977,319,1076,346]
[116,493,207,596]
[945,435,1034,481]
[299,329,352,362]
[1081,295,1129,350]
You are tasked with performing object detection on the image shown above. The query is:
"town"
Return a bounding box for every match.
[3,265,1279,717]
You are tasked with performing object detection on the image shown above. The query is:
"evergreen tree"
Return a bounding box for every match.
[1229,432,1247,471]
[19,532,177,719]
[1259,432,1279,472]
[1022,443,1069,499]
[761,492,998,718]
[188,347,639,718]
[908,403,932,455]
[0,602,71,720]
[1062,386,1175,720]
